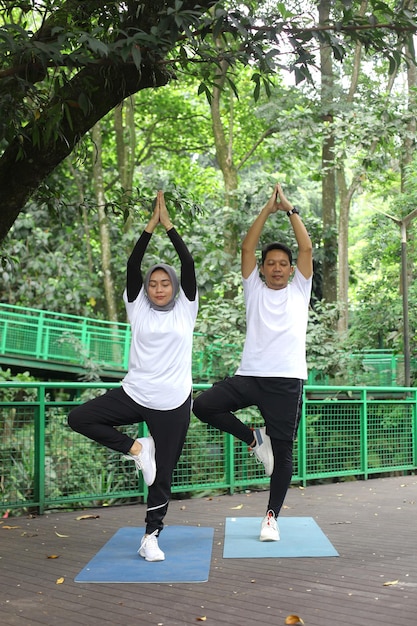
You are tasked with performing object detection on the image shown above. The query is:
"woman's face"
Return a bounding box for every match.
[147,269,174,307]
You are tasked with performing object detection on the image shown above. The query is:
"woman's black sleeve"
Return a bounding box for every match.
[167,228,197,301]
[126,230,152,302]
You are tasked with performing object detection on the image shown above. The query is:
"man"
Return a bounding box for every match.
[193,183,313,541]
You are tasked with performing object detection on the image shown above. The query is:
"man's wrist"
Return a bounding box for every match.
[286,206,300,217]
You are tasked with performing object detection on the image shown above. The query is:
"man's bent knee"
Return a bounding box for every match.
[67,407,83,432]
[192,394,210,422]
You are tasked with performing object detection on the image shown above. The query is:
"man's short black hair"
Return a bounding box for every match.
[261,242,293,265]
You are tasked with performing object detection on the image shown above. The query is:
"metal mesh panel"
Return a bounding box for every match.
[0,403,36,507]
[367,402,414,471]
[1,319,38,356]
[1,382,416,514]
[173,419,227,491]
[44,409,144,506]
[304,402,362,477]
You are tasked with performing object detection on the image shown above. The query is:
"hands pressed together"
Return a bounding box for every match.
[147,183,294,235]
[264,183,294,215]
[147,190,173,232]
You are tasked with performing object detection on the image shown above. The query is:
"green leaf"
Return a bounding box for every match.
[131,44,142,70]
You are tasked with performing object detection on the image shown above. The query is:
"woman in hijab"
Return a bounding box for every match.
[68,190,198,562]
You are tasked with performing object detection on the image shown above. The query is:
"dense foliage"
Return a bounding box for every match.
[0,1,416,384]
[1,0,416,240]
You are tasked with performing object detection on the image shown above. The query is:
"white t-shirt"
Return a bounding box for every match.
[235,266,312,379]
[121,287,198,410]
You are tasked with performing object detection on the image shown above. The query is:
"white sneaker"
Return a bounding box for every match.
[260,510,280,542]
[250,427,274,476]
[124,436,156,486]
[138,530,165,562]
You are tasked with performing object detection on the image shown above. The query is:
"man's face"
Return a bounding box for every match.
[147,269,173,306]
[260,249,293,290]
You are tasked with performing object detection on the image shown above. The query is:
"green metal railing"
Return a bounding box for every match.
[0,303,412,385]
[1,381,416,514]
[0,303,236,381]
[0,303,131,373]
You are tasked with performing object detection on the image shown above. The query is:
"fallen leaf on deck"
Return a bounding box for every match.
[56,577,65,584]
[230,504,243,510]
[196,616,207,621]
[47,555,60,559]
[2,525,20,529]
[55,532,69,538]
[383,580,399,586]
[75,515,100,521]
[285,615,305,624]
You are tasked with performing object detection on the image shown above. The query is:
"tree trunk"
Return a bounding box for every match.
[210,58,239,261]
[92,123,119,324]
[68,161,94,275]
[114,97,137,233]
[319,0,337,304]
[336,1,367,332]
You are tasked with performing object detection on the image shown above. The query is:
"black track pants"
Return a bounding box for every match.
[68,387,190,534]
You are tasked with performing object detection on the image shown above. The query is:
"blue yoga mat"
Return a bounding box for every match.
[75,525,214,583]
[223,516,339,558]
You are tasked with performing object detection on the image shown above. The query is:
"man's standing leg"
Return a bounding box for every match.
[259,438,294,542]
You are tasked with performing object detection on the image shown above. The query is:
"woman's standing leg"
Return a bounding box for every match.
[144,395,191,535]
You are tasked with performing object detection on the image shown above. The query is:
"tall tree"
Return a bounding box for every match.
[91,122,119,323]
[114,97,137,233]
[0,0,416,243]
[319,0,338,303]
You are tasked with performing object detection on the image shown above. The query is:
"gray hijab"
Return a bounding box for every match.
[144,263,180,311]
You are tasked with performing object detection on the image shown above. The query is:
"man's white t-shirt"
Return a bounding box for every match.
[121,288,198,410]
[235,266,312,380]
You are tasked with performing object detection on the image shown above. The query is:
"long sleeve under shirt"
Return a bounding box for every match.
[235,266,312,380]
[121,228,198,410]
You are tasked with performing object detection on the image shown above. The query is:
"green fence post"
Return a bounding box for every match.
[123,328,131,369]
[34,384,46,514]
[413,389,417,468]
[35,311,45,359]
[361,389,369,480]
[225,433,235,494]
[0,319,7,354]
[299,387,307,486]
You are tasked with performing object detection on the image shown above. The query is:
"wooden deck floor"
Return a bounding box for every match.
[1,474,416,626]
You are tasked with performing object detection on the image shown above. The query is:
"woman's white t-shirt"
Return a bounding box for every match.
[121,288,198,410]
[235,266,312,380]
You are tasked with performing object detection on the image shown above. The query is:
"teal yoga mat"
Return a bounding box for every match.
[75,525,214,583]
[223,516,339,558]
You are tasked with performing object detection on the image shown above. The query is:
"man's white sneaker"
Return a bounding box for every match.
[250,427,274,476]
[138,530,165,562]
[259,510,280,542]
[124,436,156,486]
